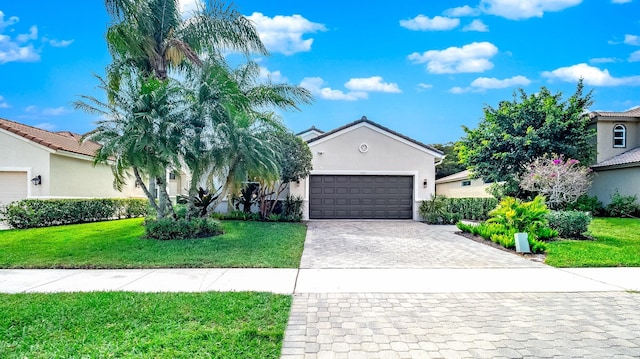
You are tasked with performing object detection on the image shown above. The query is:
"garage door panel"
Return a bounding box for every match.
[309,175,413,219]
[0,171,28,205]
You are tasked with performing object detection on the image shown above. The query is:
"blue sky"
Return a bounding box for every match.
[1,0,639,145]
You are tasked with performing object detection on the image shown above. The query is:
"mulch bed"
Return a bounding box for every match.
[455,231,547,263]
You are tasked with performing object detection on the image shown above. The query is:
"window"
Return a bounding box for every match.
[461,180,471,187]
[613,124,626,148]
[169,172,176,180]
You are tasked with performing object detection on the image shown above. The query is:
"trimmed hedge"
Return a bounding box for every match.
[420,197,499,224]
[144,217,223,240]
[0,198,148,229]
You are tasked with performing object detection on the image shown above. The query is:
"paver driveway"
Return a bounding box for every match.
[282,221,640,358]
[300,221,541,269]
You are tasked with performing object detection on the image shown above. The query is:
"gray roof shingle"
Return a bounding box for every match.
[591,146,640,168]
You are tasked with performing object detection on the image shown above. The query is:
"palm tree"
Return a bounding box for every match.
[104,0,266,84]
[75,73,185,218]
[180,59,312,217]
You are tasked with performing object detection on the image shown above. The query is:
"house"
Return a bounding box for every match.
[290,116,445,220]
[589,108,640,205]
[0,118,187,206]
[435,170,493,198]
[296,126,324,142]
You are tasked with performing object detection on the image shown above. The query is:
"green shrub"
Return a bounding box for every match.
[420,196,498,224]
[282,195,304,219]
[488,196,549,233]
[566,195,603,216]
[605,191,639,218]
[547,210,591,239]
[144,217,223,240]
[1,198,148,229]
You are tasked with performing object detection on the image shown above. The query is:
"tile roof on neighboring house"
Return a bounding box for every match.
[590,107,640,118]
[591,146,640,169]
[435,170,472,184]
[0,118,101,158]
[307,116,445,156]
[295,125,324,136]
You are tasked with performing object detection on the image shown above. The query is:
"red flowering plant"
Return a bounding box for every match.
[519,154,592,210]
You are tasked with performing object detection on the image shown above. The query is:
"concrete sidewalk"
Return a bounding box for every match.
[1,267,639,294]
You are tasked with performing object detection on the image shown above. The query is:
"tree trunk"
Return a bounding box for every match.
[133,167,160,215]
[156,174,175,219]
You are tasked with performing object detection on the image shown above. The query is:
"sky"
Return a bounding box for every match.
[1,0,640,145]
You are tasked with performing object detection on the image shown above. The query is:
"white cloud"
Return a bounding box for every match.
[0,11,19,30]
[0,12,40,64]
[179,0,202,17]
[470,75,531,89]
[590,57,619,64]
[16,25,37,43]
[542,63,640,86]
[258,66,287,83]
[629,50,640,62]
[46,38,74,48]
[612,0,632,3]
[443,5,481,17]
[449,87,469,94]
[450,75,531,94]
[624,34,640,46]
[400,15,459,31]
[24,105,69,116]
[480,0,582,20]
[344,76,401,93]
[0,95,9,108]
[246,12,326,55]
[300,77,367,101]
[463,19,489,32]
[408,42,498,74]
[417,83,433,91]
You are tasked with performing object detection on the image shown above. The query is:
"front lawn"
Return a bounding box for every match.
[0,291,290,358]
[545,217,640,267]
[0,218,306,268]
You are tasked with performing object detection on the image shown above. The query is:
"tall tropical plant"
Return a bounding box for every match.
[75,73,184,218]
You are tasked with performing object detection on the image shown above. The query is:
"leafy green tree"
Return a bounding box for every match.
[457,81,594,197]
[429,142,466,179]
[256,129,313,218]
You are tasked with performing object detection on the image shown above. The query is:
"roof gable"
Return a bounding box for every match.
[307,116,445,158]
[0,118,101,158]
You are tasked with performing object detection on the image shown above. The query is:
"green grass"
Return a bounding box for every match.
[545,217,640,267]
[0,291,291,359]
[0,219,306,268]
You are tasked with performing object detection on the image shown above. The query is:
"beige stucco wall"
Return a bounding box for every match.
[590,166,640,206]
[596,118,639,163]
[290,124,441,220]
[0,129,51,199]
[436,178,493,198]
[49,153,145,198]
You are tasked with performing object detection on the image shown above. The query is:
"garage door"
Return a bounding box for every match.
[309,175,413,219]
[0,171,28,206]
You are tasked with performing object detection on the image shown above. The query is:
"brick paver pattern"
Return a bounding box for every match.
[282,292,640,359]
[300,221,542,269]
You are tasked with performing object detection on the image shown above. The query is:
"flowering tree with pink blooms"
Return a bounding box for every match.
[519,154,592,209]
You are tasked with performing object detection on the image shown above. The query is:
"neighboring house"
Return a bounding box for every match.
[0,118,187,206]
[435,170,493,198]
[296,126,324,142]
[589,108,640,205]
[290,116,445,220]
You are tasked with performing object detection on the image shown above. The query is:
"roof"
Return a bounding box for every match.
[435,170,472,184]
[591,146,640,169]
[0,118,101,157]
[306,116,445,156]
[295,126,324,136]
[590,107,640,119]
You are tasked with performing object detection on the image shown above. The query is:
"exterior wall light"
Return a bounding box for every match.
[31,175,42,186]
[423,179,427,188]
